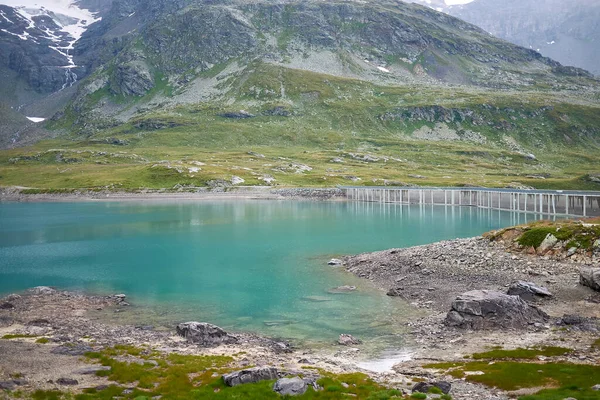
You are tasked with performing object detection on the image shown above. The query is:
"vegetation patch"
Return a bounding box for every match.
[470,346,572,360]
[424,361,600,400]
[1,334,38,339]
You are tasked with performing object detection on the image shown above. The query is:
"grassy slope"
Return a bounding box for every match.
[1,64,599,191]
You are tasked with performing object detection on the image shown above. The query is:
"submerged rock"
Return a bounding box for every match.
[273,377,308,396]
[338,334,362,346]
[222,367,278,386]
[29,286,56,295]
[580,268,600,291]
[327,286,357,294]
[445,290,548,329]
[507,281,552,301]
[175,322,237,346]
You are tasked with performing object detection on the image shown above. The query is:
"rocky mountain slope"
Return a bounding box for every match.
[0,0,599,190]
[411,0,600,76]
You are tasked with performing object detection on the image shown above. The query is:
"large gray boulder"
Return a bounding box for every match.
[445,290,549,329]
[580,268,600,291]
[507,281,552,302]
[222,367,278,387]
[273,377,308,396]
[175,322,237,346]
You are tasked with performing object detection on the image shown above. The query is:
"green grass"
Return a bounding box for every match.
[425,361,600,400]
[1,334,38,339]
[470,346,572,360]
[514,221,600,249]
[35,337,50,344]
[20,345,401,400]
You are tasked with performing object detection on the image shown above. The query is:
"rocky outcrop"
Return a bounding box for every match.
[222,367,278,387]
[175,322,237,346]
[110,60,154,96]
[507,281,552,302]
[273,377,308,396]
[580,268,600,292]
[445,290,549,329]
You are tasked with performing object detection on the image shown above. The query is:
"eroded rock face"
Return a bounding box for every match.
[580,268,600,291]
[273,377,308,396]
[445,290,548,329]
[175,322,237,346]
[222,367,278,387]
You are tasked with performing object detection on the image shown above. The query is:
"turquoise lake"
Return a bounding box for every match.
[0,200,542,345]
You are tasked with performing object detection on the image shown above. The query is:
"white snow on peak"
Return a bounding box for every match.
[0,0,101,66]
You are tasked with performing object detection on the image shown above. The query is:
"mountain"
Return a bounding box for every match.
[0,0,599,191]
[411,0,600,77]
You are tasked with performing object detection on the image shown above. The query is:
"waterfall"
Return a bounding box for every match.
[61,67,78,90]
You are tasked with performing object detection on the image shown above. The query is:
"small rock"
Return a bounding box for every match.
[0,302,15,310]
[338,334,362,346]
[567,247,578,257]
[56,378,78,386]
[507,281,553,302]
[537,234,558,254]
[328,259,343,266]
[386,287,404,297]
[231,176,245,185]
[592,384,600,391]
[223,367,278,386]
[0,381,17,390]
[273,377,308,396]
[75,366,111,375]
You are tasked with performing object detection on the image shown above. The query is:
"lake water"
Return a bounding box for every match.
[0,200,541,347]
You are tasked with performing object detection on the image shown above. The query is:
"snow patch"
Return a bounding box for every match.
[26,117,46,122]
[2,0,101,67]
[377,66,390,73]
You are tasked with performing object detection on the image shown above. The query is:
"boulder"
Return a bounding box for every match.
[273,377,308,396]
[328,259,343,266]
[445,290,549,330]
[75,366,112,375]
[507,281,552,302]
[176,322,237,346]
[0,302,15,310]
[580,268,600,291]
[412,381,451,394]
[222,367,278,387]
[537,234,558,254]
[338,334,362,346]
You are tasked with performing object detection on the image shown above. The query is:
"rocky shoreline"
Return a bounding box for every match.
[1,231,599,399]
[0,186,345,203]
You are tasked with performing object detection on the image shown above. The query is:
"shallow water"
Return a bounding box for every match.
[0,200,542,346]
